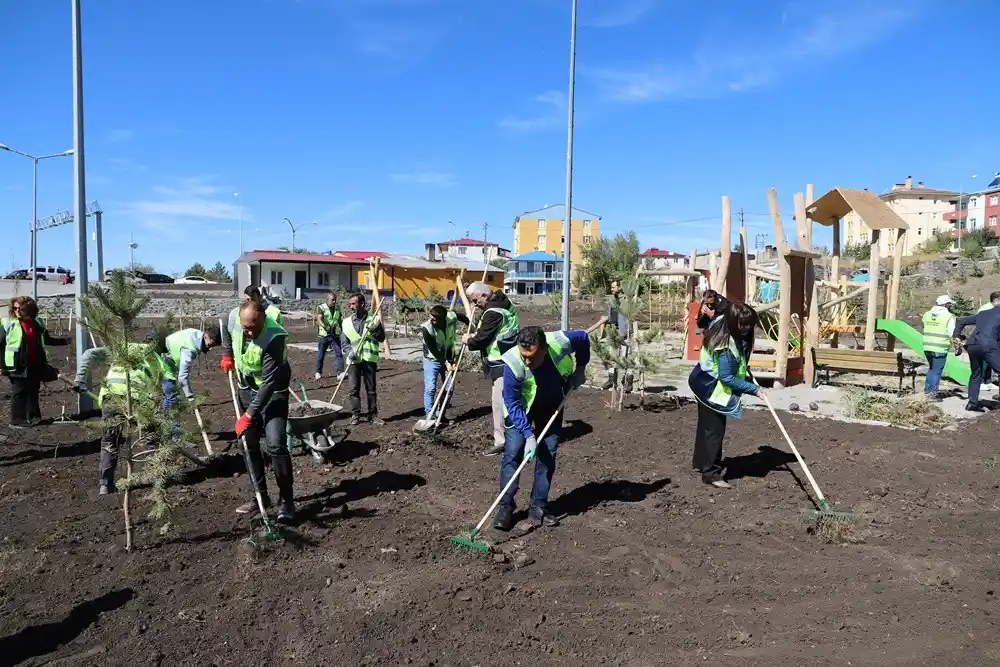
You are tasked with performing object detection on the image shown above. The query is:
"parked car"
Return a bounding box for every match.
[136,271,174,284]
[175,275,217,285]
[102,269,147,284]
[4,270,29,280]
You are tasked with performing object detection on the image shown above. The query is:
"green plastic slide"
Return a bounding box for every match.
[875,318,970,385]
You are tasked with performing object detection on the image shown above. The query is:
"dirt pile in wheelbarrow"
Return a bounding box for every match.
[288,402,330,418]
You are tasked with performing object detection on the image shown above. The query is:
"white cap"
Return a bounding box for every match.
[936,295,954,306]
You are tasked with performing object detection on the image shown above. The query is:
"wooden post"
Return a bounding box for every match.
[708,251,718,289]
[863,231,881,351]
[805,183,815,207]
[739,224,749,302]
[830,216,841,280]
[794,192,809,251]
[718,195,732,293]
[767,188,791,386]
[888,229,905,319]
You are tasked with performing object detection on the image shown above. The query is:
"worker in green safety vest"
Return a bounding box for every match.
[921,295,957,398]
[226,300,295,521]
[491,325,589,532]
[687,302,762,489]
[461,281,519,456]
[314,292,344,379]
[420,304,469,421]
[0,296,67,429]
[161,325,222,408]
[75,341,163,495]
[341,290,386,425]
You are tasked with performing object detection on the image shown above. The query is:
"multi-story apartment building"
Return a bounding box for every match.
[511,214,600,284]
[953,172,1000,232]
[842,176,957,256]
[435,237,509,264]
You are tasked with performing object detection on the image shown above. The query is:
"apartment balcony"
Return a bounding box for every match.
[504,270,564,282]
[943,210,968,222]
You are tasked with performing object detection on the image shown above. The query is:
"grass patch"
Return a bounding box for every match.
[842,390,953,429]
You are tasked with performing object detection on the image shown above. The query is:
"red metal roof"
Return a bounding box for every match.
[333,250,392,260]
[243,251,360,264]
[438,237,498,247]
[641,247,685,257]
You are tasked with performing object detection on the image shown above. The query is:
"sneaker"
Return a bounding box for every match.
[707,479,732,489]
[277,500,296,523]
[98,483,117,496]
[368,415,385,426]
[965,402,988,413]
[8,422,27,430]
[528,507,560,528]
[492,506,514,531]
[482,443,504,457]
[235,496,271,515]
[314,372,322,380]
[349,415,361,426]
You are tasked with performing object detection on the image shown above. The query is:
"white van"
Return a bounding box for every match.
[29,266,74,282]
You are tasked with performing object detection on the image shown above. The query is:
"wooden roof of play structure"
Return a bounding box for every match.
[806,187,909,231]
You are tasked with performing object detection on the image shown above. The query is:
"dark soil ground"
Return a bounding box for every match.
[3,313,1000,666]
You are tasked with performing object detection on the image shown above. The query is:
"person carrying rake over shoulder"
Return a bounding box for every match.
[688,301,763,489]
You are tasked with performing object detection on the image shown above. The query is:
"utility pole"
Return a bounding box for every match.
[71,0,92,413]
[560,0,578,330]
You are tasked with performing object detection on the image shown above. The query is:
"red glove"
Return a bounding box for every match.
[221,355,235,373]
[234,414,252,437]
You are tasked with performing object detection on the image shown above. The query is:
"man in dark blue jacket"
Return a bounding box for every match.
[953,305,1000,411]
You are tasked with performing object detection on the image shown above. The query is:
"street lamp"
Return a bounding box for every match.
[128,235,139,273]
[0,143,74,300]
[560,0,579,330]
[234,192,244,254]
[282,217,316,252]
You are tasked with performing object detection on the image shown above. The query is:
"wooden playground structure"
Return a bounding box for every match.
[685,185,910,387]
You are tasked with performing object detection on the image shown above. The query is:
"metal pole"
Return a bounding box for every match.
[94,210,104,277]
[31,158,38,301]
[72,0,92,413]
[958,187,963,251]
[560,0,578,330]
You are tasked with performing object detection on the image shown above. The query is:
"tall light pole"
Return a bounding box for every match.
[560,0,579,330]
[71,0,92,413]
[128,235,138,272]
[0,144,74,300]
[234,192,244,254]
[282,217,316,252]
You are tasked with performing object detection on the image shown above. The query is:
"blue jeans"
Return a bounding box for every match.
[161,378,182,439]
[316,334,344,374]
[499,416,561,511]
[924,352,947,394]
[422,358,451,417]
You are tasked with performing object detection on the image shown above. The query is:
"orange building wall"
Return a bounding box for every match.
[357,267,503,299]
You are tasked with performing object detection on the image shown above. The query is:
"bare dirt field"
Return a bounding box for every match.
[2,313,1000,666]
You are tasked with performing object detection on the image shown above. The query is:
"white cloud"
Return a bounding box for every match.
[389,171,457,187]
[582,0,657,28]
[107,157,148,172]
[499,90,567,133]
[586,1,917,102]
[117,177,245,238]
[323,200,364,219]
[106,128,135,143]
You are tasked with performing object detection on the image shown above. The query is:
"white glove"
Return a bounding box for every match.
[524,436,538,459]
[337,371,347,382]
[569,366,587,390]
[346,351,356,364]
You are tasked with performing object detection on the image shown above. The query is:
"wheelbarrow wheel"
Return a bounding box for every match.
[311,434,329,462]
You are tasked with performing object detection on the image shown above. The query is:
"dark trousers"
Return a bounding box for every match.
[499,413,561,511]
[9,371,42,425]
[99,402,126,488]
[316,334,344,374]
[348,362,378,417]
[238,389,293,502]
[692,400,727,482]
[967,344,1000,405]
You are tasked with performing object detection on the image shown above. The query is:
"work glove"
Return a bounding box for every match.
[524,436,538,459]
[346,351,356,364]
[220,355,235,373]
[234,414,252,437]
[446,361,457,374]
[569,366,587,391]
[337,370,347,382]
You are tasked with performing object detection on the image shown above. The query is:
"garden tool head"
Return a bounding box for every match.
[450,527,490,553]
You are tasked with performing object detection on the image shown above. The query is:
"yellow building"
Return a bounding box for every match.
[357,253,503,300]
[512,216,600,283]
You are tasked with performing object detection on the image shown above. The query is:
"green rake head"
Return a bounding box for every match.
[806,500,864,544]
[450,528,491,553]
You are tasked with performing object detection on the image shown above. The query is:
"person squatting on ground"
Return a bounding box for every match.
[920,295,957,398]
[341,291,386,426]
[76,340,165,495]
[421,304,469,420]
[462,281,519,456]
[225,301,296,521]
[0,297,67,428]
[315,292,344,379]
[688,302,762,489]
[602,279,633,391]
[493,325,589,532]
[952,298,1000,412]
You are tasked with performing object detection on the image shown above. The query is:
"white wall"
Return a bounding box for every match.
[442,245,496,263]
[255,262,355,297]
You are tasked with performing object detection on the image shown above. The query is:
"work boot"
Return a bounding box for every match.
[314,372,322,380]
[493,506,514,531]
[528,506,560,528]
[966,402,988,413]
[601,376,615,390]
[99,483,117,496]
[482,443,504,457]
[368,414,385,426]
[349,414,361,426]
[277,499,296,523]
[622,373,634,394]
[236,495,271,515]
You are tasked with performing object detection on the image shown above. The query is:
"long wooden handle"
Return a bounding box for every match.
[760,393,827,503]
[193,407,214,456]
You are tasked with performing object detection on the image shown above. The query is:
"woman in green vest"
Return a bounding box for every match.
[0,297,67,428]
[687,301,762,489]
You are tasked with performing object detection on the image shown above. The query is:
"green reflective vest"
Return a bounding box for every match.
[485,306,519,362]
[3,319,47,371]
[163,329,201,381]
[231,318,288,385]
[422,311,457,361]
[500,330,573,416]
[343,313,380,363]
[921,309,955,354]
[698,338,748,408]
[317,303,342,337]
[99,343,157,407]
[266,304,283,325]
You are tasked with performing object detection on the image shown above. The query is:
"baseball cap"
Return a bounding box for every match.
[936,295,954,306]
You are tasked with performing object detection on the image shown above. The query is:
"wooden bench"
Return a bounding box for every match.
[747,353,779,379]
[811,348,918,391]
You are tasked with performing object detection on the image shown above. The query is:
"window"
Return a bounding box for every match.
[270,270,283,284]
[458,246,467,254]
[991,216,998,227]
[970,217,979,229]
[528,262,537,273]
[583,219,592,228]
[583,235,593,244]
[537,218,546,227]
[317,271,330,286]
[992,196,999,206]
[860,232,869,244]
[537,234,547,247]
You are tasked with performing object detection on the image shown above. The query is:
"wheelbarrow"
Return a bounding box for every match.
[286,399,349,463]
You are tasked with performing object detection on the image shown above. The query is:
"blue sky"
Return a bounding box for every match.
[0,0,995,275]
